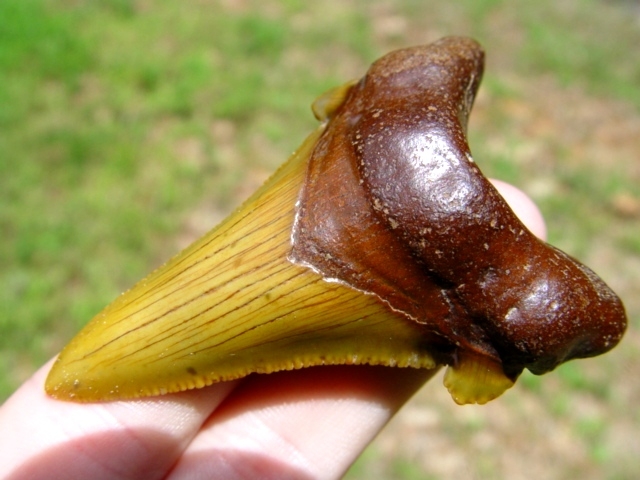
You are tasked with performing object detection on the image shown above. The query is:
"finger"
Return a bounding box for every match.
[167,365,438,480]
[0,359,238,480]
[490,179,547,240]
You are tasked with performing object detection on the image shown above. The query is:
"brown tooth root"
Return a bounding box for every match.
[291,36,626,393]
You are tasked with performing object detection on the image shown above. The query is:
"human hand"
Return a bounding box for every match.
[0,182,545,480]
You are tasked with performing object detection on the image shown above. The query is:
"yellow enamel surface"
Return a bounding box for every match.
[311,80,358,121]
[443,352,514,405]
[45,126,437,402]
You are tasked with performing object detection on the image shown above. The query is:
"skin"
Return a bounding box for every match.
[0,181,545,480]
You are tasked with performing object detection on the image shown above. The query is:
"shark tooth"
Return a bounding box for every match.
[46,37,627,405]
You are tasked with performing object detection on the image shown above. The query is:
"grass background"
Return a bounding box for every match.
[1,0,639,478]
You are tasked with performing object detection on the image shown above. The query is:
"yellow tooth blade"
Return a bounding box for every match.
[45,126,438,402]
[311,80,358,121]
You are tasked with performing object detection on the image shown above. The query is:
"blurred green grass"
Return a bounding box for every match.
[1,1,639,478]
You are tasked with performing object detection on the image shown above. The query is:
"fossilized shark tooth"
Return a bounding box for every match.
[45,37,627,405]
